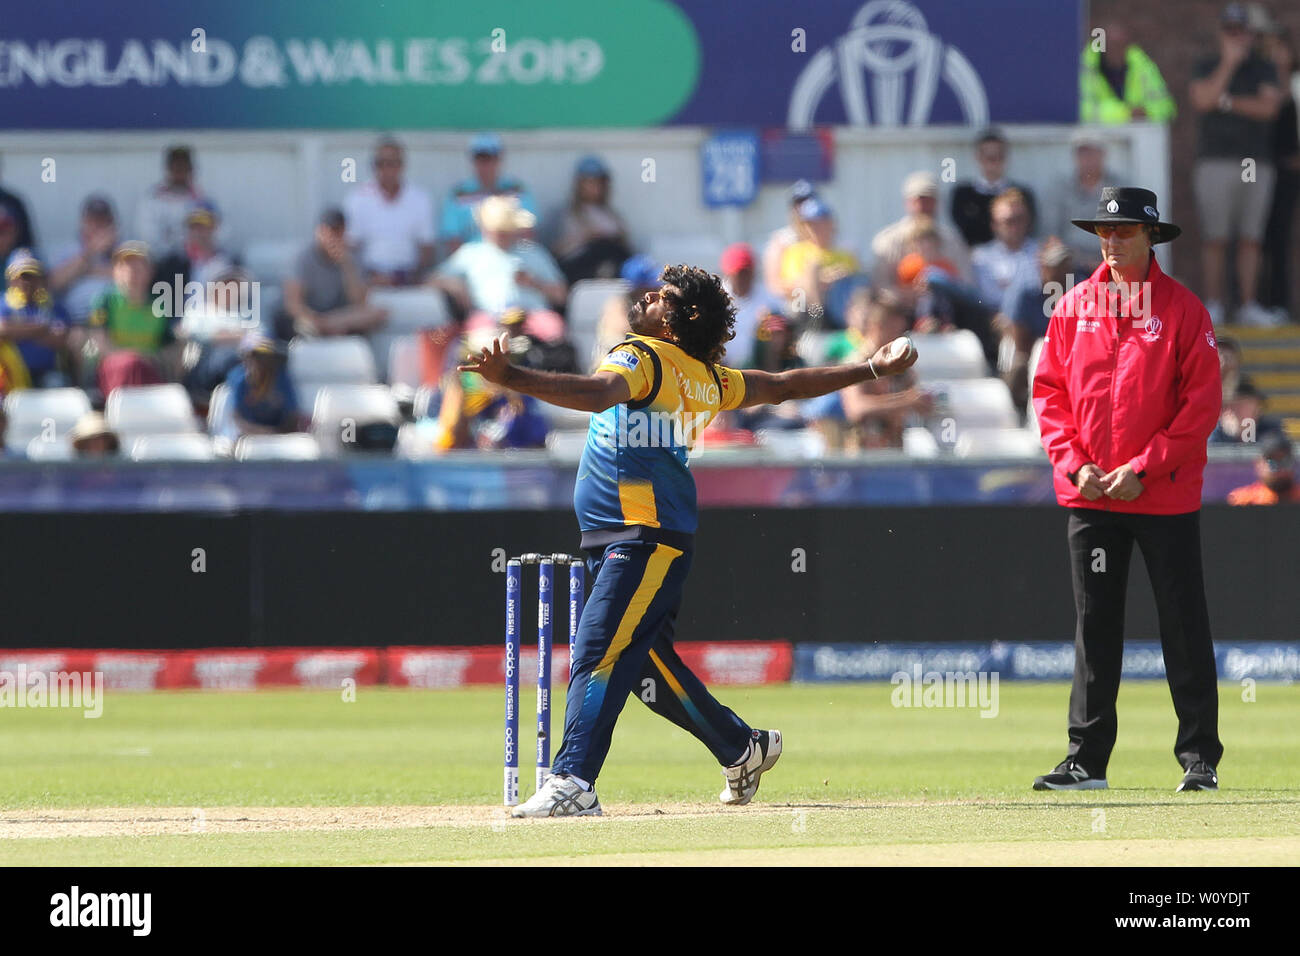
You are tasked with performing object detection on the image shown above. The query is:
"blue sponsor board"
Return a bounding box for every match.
[0,1,1081,130]
[795,642,1300,682]
[702,130,760,208]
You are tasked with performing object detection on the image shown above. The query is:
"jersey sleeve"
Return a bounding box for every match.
[715,363,747,411]
[598,344,654,403]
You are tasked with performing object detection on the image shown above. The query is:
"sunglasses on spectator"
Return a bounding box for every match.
[1094,223,1144,239]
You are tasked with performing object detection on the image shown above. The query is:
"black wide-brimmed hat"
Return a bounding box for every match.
[1071,186,1181,244]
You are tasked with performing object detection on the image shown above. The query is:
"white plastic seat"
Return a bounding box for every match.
[1025,337,1046,436]
[288,336,377,390]
[25,436,75,461]
[545,429,589,462]
[755,428,826,459]
[130,433,216,461]
[105,384,198,444]
[927,378,1019,430]
[242,239,301,285]
[311,384,401,454]
[909,330,987,381]
[953,427,1046,459]
[4,387,92,447]
[902,426,940,459]
[234,433,322,461]
[367,287,452,332]
[647,236,726,272]
[386,334,424,400]
[180,306,255,343]
[412,385,439,421]
[566,279,628,372]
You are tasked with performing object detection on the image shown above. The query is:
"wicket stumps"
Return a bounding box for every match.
[504,552,585,807]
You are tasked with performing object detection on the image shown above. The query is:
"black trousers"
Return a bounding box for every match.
[1065,508,1223,777]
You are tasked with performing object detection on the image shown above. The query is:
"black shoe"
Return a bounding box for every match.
[1175,761,1218,792]
[1032,757,1108,791]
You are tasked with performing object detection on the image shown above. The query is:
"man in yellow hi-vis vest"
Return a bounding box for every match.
[1080,21,1177,124]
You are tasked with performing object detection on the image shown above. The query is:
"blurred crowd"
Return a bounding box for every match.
[0,1,1295,502]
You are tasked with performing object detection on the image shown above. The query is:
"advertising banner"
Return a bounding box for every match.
[0,1,1080,129]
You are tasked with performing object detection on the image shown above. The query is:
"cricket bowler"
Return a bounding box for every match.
[461,263,918,816]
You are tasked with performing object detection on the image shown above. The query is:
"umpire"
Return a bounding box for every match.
[1032,186,1223,793]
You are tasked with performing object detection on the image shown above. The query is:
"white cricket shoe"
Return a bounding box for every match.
[510,774,602,818]
[719,729,783,806]
[1237,301,1284,328]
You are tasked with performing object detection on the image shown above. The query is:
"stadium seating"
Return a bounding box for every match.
[242,239,301,285]
[130,433,218,461]
[953,427,1045,459]
[367,287,452,332]
[412,384,439,421]
[647,235,726,273]
[545,429,589,462]
[4,387,92,449]
[25,436,75,461]
[566,279,628,370]
[926,379,1019,430]
[755,428,827,459]
[288,336,378,387]
[909,331,987,381]
[386,334,424,402]
[235,433,323,461]
[311,384,401,454]
[902,426,940,458]
[1025,338,1046,436]
[105,384,200,445]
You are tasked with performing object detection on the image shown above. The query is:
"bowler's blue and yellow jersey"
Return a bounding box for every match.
[574,334,746,542]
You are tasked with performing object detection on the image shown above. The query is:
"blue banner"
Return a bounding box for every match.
[0,0,1081,129]
[0,458,1258,512]
[794,642,1300,682]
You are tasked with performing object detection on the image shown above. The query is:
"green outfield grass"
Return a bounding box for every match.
[1,681,1297,865]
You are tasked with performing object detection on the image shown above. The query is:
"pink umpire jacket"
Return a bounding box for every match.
[1032,255,1222,515]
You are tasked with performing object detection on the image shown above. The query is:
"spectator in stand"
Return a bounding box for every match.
[1047,130,1119,274]
[344,136,435,287]
[283,207,387,337]
[778,198,860,320]
[550,155,631,284]
[872,172,971,289]
[0,155,37,253]
[181,264,259,405]
[950,128,1039,247]
[0,250,70,388]
[1079,20,1177,124]
[49,195,118,325]
[1216,334,1250,400]
[440,132,537,258]
[762,179,818,300]
[430,195,568,354]
[1001,237,1073,413]
[182,201,236,287]
[68,411,121,459]
[972,190,1040,314]
[434,325,549,451]
[735,312,807,432]
[135,145,204,262]
[1189,2,1283,327]
[221,333,302,440]
[85,242,180,396]
[900,231,1001,373]
[1210,380,1284,444]
[809,288,932,451]
[1259,19,1299,323]
[719,242,782,367]
[1227,433,1300,504]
